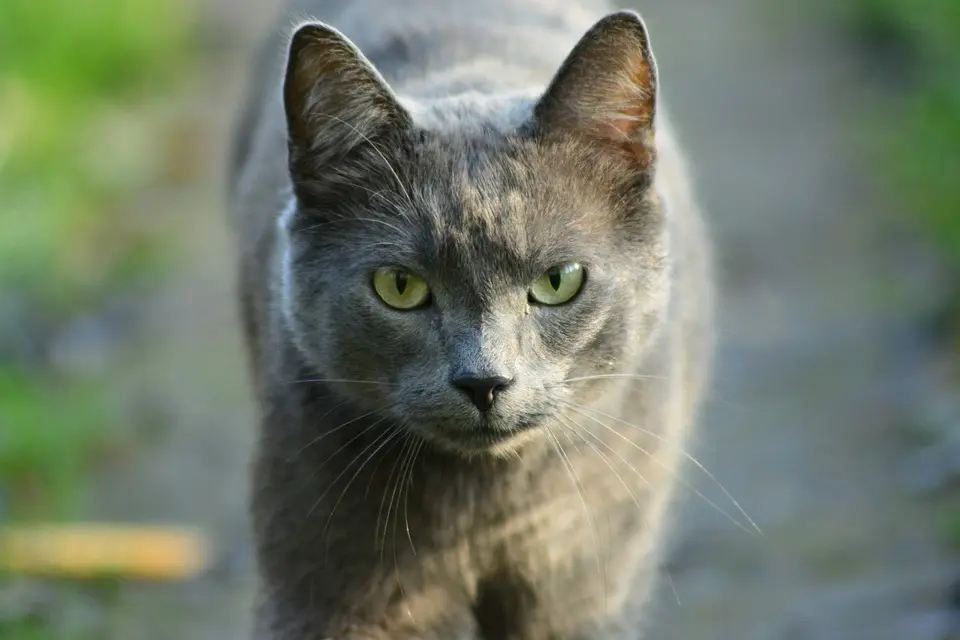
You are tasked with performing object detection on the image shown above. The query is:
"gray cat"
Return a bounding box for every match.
[229,0,714,637]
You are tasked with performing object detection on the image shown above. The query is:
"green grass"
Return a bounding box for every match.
[836,0,960,566]
[838,0,960,269]
[0,0,194,523]
[0,0,191,308]
[0,369,114,519]
[0,622,53,640]
[938,504,960,552]
[887,80,960,266]
[0,2,197,636]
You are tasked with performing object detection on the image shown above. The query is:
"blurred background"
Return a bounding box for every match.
[0,0,957,638]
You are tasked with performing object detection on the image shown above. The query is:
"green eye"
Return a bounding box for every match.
[372,268,431,309]
[529,263,585,305]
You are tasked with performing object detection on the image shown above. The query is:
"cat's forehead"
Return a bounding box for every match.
[320,113,648,283]
[409,129,586,220]
[407,135,587,251]
[363,132,622,296]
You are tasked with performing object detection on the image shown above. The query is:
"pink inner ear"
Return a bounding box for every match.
[612,50,656,136]
[600,53,656,165]
[536,16,658,167]
[581,105,655,167]
[609,103,651,137]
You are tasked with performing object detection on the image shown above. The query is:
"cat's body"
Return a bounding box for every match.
[229,0,713,638]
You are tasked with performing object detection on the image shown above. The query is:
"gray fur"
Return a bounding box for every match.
[229,1,714,638]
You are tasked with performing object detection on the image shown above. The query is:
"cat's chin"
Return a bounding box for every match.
[418,423,543,458]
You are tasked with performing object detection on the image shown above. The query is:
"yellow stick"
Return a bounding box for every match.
[0,524,212,581]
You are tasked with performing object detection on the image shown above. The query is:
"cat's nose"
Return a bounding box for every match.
[451,375,513,412]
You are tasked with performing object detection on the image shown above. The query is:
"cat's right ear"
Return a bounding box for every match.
[283,22,410,172]
[533,11,658,169]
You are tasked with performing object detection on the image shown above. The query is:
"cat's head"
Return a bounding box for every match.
[278,11,670,455]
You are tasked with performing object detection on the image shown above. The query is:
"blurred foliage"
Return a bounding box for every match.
[837,0,960,575]
[939,503,960,552]
[0,0,191,305]
[0,0,195,526]
[839,0,960,268]
[0,368,111,518]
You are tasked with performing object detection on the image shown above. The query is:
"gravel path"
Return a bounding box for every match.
[89,1,959,638]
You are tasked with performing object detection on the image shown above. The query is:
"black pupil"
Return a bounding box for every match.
[548,268,562,291]
[395,272,409,295]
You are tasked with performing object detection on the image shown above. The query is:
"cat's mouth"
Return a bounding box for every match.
[425,416,544,455]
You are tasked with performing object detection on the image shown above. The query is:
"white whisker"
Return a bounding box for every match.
[402,439,424,557]
[320,426,404,549]
[306,415,392,518]
[563,401,761,536]
[389,437,418,622]
[562,373,668,384]
[546,427,608,614]
[288,405,388,461]
[287,378,398,387]
[558,414,681,607]
[561,374,756,417]
[376,435,409,554]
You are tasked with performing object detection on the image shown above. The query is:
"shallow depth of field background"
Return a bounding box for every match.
[1,0,958,638]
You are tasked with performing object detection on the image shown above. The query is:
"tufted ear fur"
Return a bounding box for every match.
[283,22,411,177]
[534,11,659,168]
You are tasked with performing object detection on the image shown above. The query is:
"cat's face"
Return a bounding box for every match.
[279,12,668,455]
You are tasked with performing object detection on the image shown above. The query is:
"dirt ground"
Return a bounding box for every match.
[88,0,959,638]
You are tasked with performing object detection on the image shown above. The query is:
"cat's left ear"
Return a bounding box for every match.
[533,11,658,167]
[283,22,411,174]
